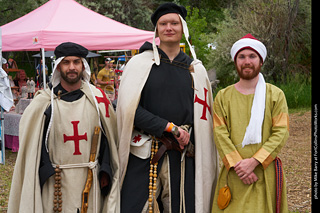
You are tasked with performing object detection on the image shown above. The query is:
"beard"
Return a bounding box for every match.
[236,64,261,80]
[60,70,83,84]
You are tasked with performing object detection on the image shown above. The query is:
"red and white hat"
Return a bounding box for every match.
[230,33,267,62]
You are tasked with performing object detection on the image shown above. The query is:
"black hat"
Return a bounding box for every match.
[54,42,88,59]
[151,3,187,26]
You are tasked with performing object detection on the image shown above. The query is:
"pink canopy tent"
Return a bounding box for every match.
[1,0,156,51]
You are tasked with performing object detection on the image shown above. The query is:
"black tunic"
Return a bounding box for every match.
[134,44,194,137]
[121,42,195,213]
[39,83,113,196]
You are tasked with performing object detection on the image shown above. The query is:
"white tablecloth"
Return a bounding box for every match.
[15,98,32,114]
[4,112,21,136]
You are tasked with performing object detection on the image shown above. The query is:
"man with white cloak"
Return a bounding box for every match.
[117,3,219,213]
[8,42,120,212]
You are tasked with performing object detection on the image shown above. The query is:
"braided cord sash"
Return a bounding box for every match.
[274,157,283,213]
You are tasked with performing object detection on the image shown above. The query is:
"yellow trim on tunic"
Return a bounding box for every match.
[253,147,274,169]
[213,112,226,129]
[272,112,289,130]
[222,150,243,170]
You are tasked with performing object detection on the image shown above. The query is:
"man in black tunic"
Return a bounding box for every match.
[117,3,219,213]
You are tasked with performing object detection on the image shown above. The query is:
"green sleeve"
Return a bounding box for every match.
[213,91,242,170]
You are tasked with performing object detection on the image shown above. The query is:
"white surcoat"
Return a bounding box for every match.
[42,95,102,212]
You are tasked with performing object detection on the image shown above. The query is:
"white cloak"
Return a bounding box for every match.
[8,81,120,213]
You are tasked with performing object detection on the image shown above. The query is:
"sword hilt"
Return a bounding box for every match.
[171,125,180,137]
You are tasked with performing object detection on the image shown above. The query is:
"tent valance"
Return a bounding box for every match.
[1,0,157,51]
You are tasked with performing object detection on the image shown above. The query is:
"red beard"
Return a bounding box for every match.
[236,64,261,80]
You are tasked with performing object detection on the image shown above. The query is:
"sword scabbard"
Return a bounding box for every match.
[81,126,100,213]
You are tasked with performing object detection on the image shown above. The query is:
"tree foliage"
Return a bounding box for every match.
[0,0,47,26]
[77,0,155,31]
[180,6,210,65]
[205,0,311,86]
[0,0,311,87]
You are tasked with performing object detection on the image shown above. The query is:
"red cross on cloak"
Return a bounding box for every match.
[95,87,110,118]
[194,87,212,121]
[63,121,88,155]
[132,134,142,143]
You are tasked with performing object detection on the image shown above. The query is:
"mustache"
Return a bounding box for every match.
[66,71,78,75]
[241,65,254,69]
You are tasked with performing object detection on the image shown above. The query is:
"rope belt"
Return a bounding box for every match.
[274,157,283,213]
[52,160,99,213]
[148,136,190,213]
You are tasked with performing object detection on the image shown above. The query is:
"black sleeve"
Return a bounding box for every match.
[134,104,168,137]
[39,105,55,190]
[98,131,113,196]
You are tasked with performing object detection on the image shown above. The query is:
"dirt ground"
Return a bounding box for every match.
[0,111,312,212]
[278,110,312,212]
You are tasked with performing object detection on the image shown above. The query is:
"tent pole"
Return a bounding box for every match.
[0,107,4,165]
[0,27,4,164]
[41,48,46,89]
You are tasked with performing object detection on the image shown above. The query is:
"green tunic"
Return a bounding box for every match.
[212,83,289,213]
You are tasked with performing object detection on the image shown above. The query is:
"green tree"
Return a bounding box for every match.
[205,0,311,86]
[78,0,154,30]
[177,0,226,33]
[181,6,211,64]
[0,0,47,26]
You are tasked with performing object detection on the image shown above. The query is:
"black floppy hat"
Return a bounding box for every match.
[151,2,187,26]
[54,42,88,59]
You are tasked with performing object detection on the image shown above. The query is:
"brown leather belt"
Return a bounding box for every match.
[151,136,194,164]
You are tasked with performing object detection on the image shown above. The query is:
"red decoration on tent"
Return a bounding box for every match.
[63,121,88,155]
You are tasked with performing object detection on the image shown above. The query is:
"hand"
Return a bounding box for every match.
[164,123,190,149]
[174,127,190,150]
[234,158,260,180]
[100,172,109,188]
[241,172,259,185]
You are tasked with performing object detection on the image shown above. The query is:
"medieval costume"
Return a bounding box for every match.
[8,42,120,213]
[117,3,219,213]
[212,34,289,212]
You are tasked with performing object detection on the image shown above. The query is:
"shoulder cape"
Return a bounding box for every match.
[117,50,219,213]
[8,81,120,213]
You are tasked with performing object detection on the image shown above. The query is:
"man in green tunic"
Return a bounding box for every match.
[212,34,289,212]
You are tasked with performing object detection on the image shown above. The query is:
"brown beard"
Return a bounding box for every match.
[60,70,83,84]
[236,64,261,80]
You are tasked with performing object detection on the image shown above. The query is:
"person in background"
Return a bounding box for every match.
[7,57,18,69]
[13,69,27,97]
[16,69,27,89]
[97,58,116,101]
[36,59,49,88]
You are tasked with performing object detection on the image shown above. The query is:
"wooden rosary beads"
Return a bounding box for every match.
[148,138,159,213]
[53,165,63,212]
